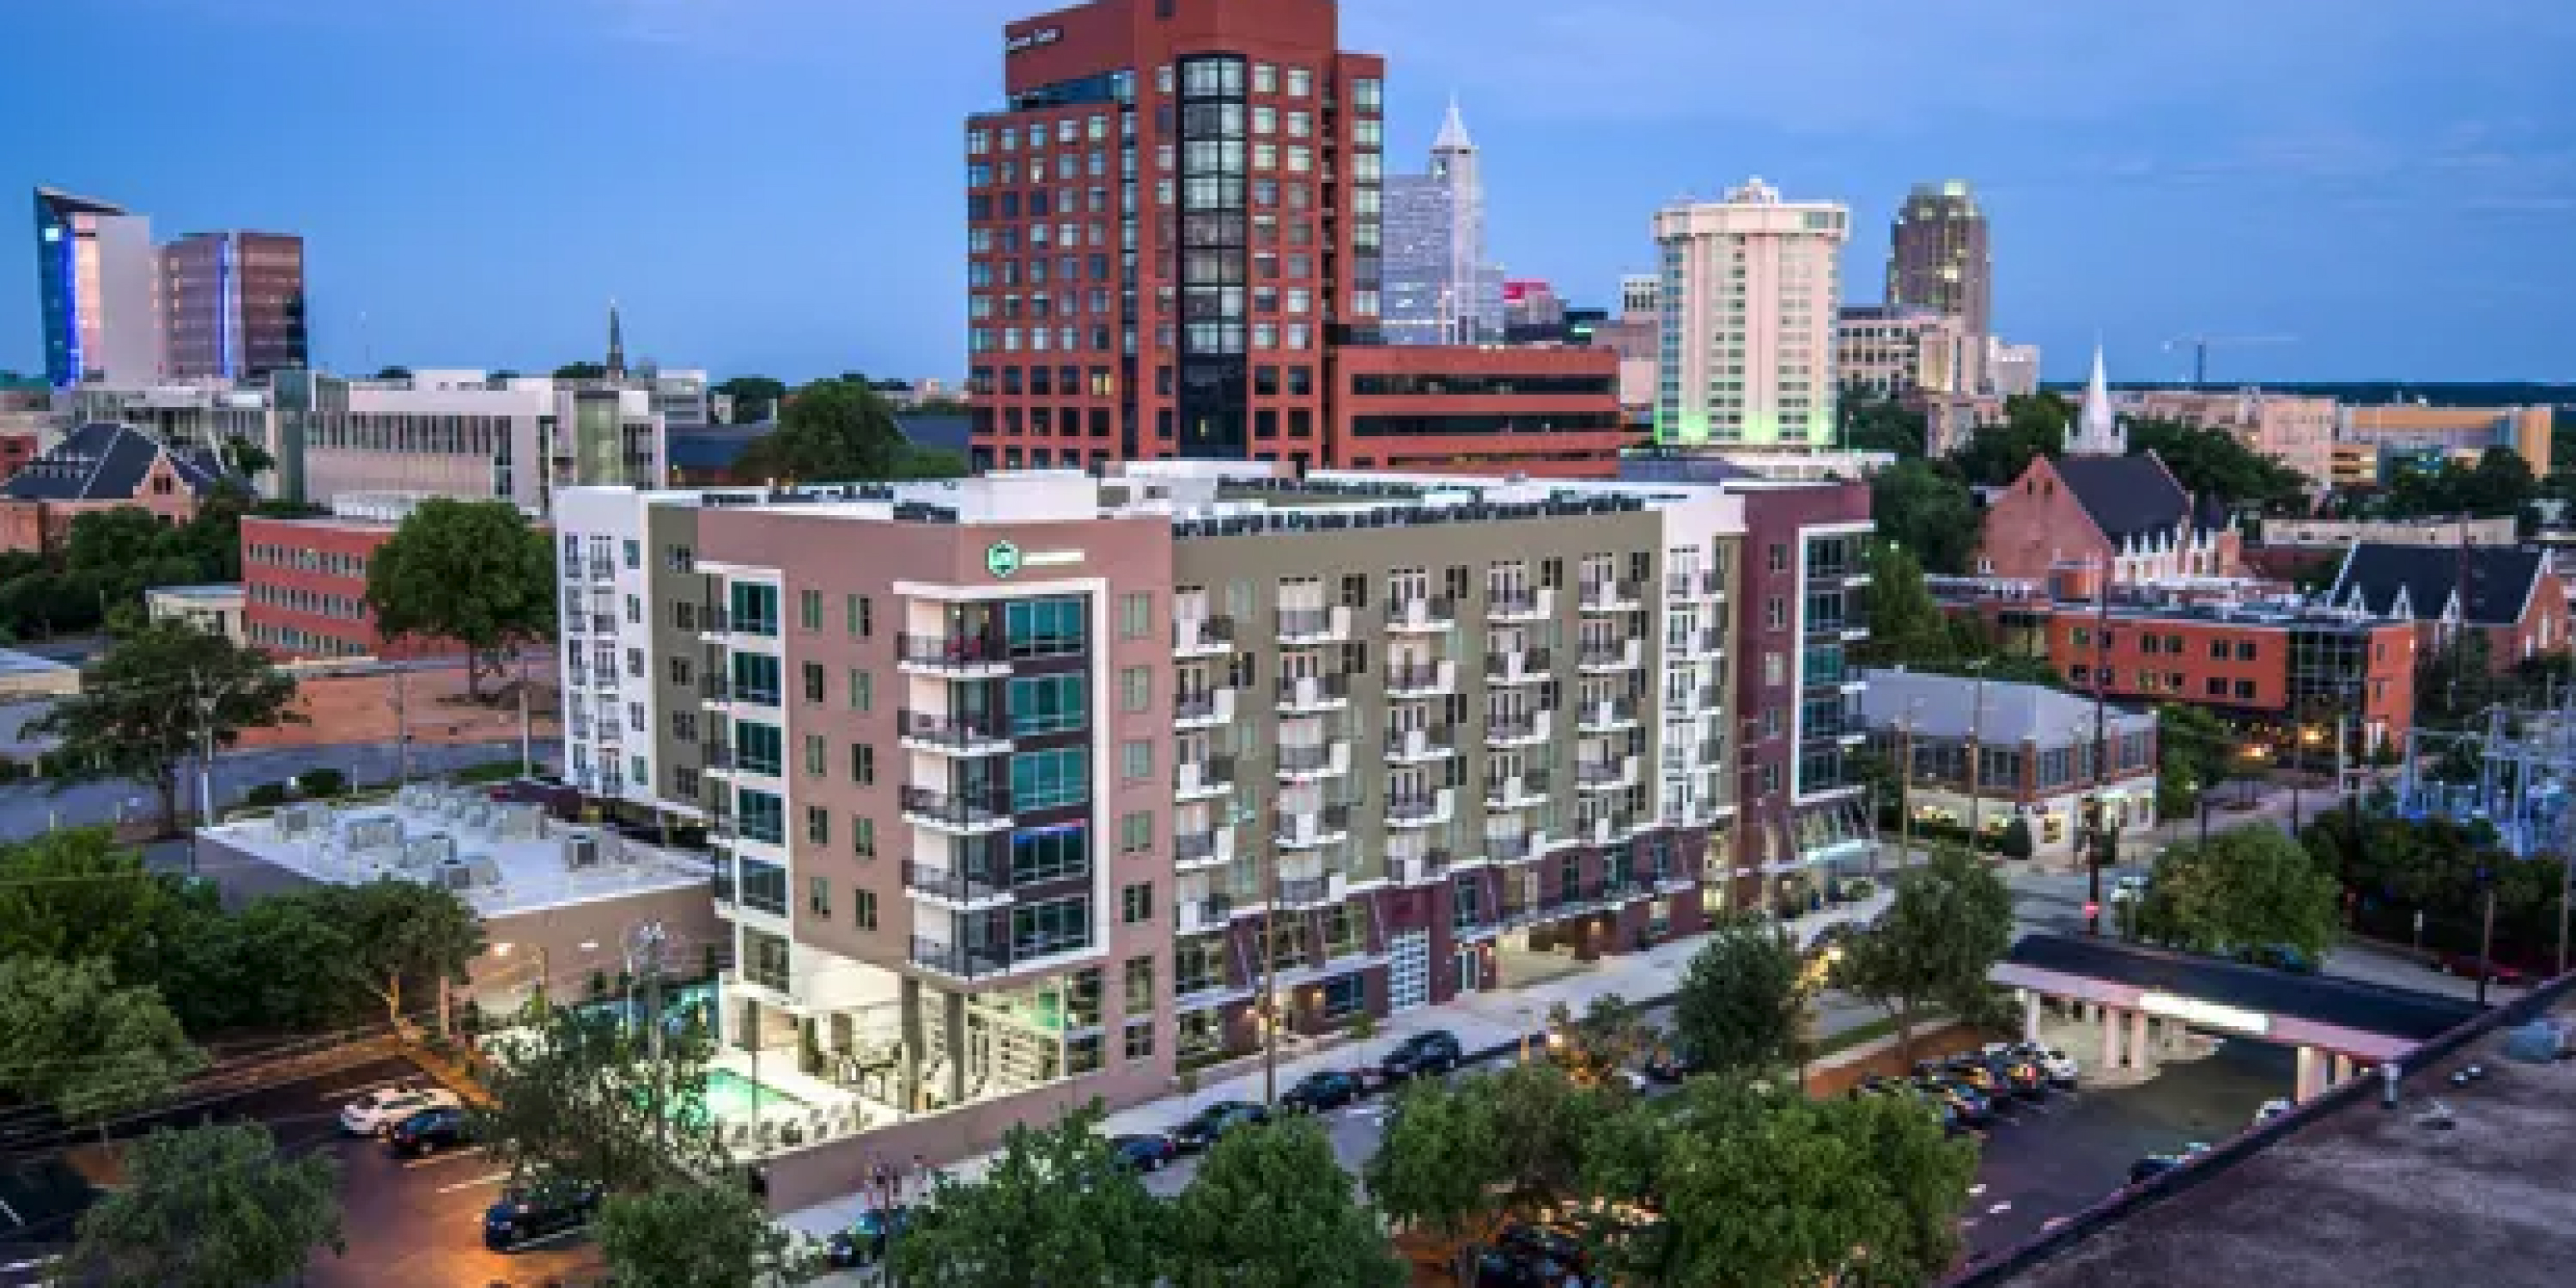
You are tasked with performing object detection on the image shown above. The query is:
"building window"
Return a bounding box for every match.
[2205,677,2227,697]
[1121,883,1155,925]
[805,805,830,846]
[806,875,831,917]
[1121,810,1153,854]
[801,661,826,704]
[855,889,878,930]
[1121,739,1152,781]
[1123,1021,1154,1061]
[850,743,875,786]
[1124,954,1155,1012]
[1012,896,1092,958]
[802,732,826,777]
[1765,597,1787,629]
[1011,749,1089,810]
[1005,598,1087,657]
[1119,592,1151,639]
[1120,666,1151,712]
[847,593,872,637]
[2233,679,2256,700]
[849,669,872,712]
[853,816,876,858]
[1009,675,1085,734]
[799,588,823,631]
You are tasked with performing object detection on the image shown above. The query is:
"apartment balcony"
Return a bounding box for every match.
[701,675,779,711]
[1278,873,1346,909]
[1276,741,1351,781]
[898,709,1013,757]
[1384,726,1457,764]
[902,857,1013,908]
[1176,896,1232,936]
[1174,754,1237,801]
[1577,580,1643,613]
[1384,659,1456,699]
[1485,770,1552,810]
[1390,849,1451,886]
[1275,673,1350,714]
[1485,832,1542,865]
[1384,594,1455,635]
[1274,804,1352,850]
[900,785,1014,835]
[908,936,1012,982]
[1489,586,1553,623]
[1174,826,1233,872]
[694,607,779,645]
[1487,709,1552,748]
[1577,638,1644,674]
[1173,614,1235,659]
[1174,685,1237,730]
[1577,697,1641,734]
[1385,788,1455,829]
[591,613,617,635]
[1576,756,1641,793]
[1673,628,1725,661]
[568,716,592,740]
[1276,605,1352,646]
[1485,646,1552,685]
[897,630,1012,678]
[587,557,617,582]
[1699,569,1728,601]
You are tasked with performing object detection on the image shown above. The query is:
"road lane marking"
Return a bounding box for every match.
[505,1225,592,1251]
[0,1197,18,1225]
[1968,1184,1987,1197]
[436,1170,513,1194]
[317,1078,417,1102]
[402,1145,488,1170]
[1989,1201,2013,1214]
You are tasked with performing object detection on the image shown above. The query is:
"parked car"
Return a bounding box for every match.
[1280,1069,1364,1115]
[2251,1098,2294,1127]
[1170,1100,1269,1152]
[2127,1153,2185,1185]
[1641,1041,1702,1084]
[1378,1030,1464,1080]
[1978,1054,2049,1100]
[1989,1042,2081,1089]
[482,1178,604,1251]
[341,1085,464,1136]
[1109,1133,1178,1172]
[1940,1060,2004,1097]
[386,1106,472,1157]
[825,1205,914,1268]
[1913,1078,1993,1127]
[1474,1222,1605,1288]
[2434,952,2524,986]
[2237,943,2319,975]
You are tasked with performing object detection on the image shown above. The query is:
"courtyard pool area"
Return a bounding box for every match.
[701,1069,805,1123]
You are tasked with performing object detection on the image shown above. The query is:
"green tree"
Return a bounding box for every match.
[374,365,412,380]
[64,1123,343,1288]
[1857,543,1954,667]
[1838,386,1929,459]
[1168,1115,1406,1288]
[363,497,556,698]
[555,361,611,380]
[0,957,204,1128]
[1365,1076,1507,1279]
[2139,825,2341,960]
[478,999,723,1194]
[1948,393,2070,486]
[1868,458,1980,575]
[598,1182,819,1288]
[33,619,301,831]
[1998,814,2035,861]
[1671,915,1812,1080]
[2126,418,2311,510]
[2156,703,2232,822]
[1836,845,2014,1063]
[179,889,362,1033]
[219,434,275,481]
[1546,993,1652,1088]
[732,377,908,482]
[324,879,484,1032]
[0,828,188,981]
[887,1103,1164,1288]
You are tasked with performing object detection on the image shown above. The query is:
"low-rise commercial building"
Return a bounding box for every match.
[2340,404,2553,477]
[0,422,230,553]
[551,463,1869,1160]
[241,492,534,660]
[146,582,246,644]
[1328,345,1625,478]
[2129,388,2337,488]
[1860,668,2157,860]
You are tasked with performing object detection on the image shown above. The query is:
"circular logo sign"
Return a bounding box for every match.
[985,541,1022,578]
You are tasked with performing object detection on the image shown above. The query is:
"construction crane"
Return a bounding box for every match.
[2162,333,2296,386]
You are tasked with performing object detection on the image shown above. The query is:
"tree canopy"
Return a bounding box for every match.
[1835,845,2015,1062]
[2124,418,2311,511]
[1671,915,1813,1079]
[731,377,966,483]
[1858,543,1954,668]
[1165,1115,1407,1288]
[33,618,301,830]
[66,1123,343,1288]
[598,1182,818,1288]
[2138,824,2341,960]
[1868,458,1981,575]
[477,998,724,1195]
[1947,393,2070,486]
[363,497,555,697]
[0,956,204,1127]
[887,1103,1165,1288]
[2155,702,2233,820]
[1838,388,1929,459]
[327,878,483,1031]
[2380,447,2537,519]
[555,361,610,380]
[0,488,252,641]
[713,375,788,424]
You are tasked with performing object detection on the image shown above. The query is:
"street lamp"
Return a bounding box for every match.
[2292,726,2324,831]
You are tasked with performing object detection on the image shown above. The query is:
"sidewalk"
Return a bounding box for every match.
[781,888,1895,1241]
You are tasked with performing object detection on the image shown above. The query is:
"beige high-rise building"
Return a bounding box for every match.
[1834,305,1976,398]
[2131,389,2338,487]
[1651,179,1848,451]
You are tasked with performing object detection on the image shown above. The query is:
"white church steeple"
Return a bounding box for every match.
[2066,343,2123,455]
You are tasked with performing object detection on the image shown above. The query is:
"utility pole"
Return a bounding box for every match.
[2476,874,2500,1008]
[392,666,413,786]
[2087,555,2113,934]
[1965,660,1988,841]
[516,651,534,778]
[1899,716,1917,870]
[1261,812,1283,1109]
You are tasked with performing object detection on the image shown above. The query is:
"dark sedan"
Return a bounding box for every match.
[1170,1100,1269,1152]
[1379,1030,1464,1080]
[1109,1133,1178,1172]
[482,1178,602,1252]
[1280,1069,1364,1114]
[386,1106,472,1157]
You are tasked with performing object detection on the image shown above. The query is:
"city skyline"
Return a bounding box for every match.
[5,0,2571,384]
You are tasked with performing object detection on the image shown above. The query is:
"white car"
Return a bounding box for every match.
[340,1085,463,1136]
[1988,1042,2080,1089]
[2252,1097,2293,1127]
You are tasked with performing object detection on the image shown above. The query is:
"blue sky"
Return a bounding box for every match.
[7,0,2572,384]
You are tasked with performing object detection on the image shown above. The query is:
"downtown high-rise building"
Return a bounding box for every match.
[1650,179,1849,451]
[161,229,309,381]
[33,187,160,386]
[1382,99,1503,346]
[964,0,1625,479]
[1886,180,1990,340]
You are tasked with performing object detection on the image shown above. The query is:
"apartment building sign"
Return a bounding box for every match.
[984,540,1022,578]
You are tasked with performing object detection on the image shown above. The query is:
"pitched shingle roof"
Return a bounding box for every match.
[2051,453,2203,544]
[0,422,228,502]
[2327,541,2546,627]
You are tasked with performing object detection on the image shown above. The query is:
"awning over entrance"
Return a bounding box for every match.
[1992,934,2478,1062]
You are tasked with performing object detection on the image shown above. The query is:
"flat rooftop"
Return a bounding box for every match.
[148,582,243,602]
[1993,988,2576,1288]
[0,648,76,678]
[197,784,712,918]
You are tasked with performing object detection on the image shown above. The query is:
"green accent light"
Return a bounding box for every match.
[985,541,1023,578]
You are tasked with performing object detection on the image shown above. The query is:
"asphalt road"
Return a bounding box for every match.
[0,738,534,843]
[0,1057,601,1288]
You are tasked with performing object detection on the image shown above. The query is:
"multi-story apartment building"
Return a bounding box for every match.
[160,229,309,381]
[1835,304,1976,398]
[2128,388,2336,488]
[962,0,1623,479]
[556,464,1868,1153]
[1884,180,1991,340]
[1651,179,1850,452]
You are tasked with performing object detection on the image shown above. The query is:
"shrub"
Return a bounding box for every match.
[296,768,348,797]
[452,759,526,785]
[242,782,291,808]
